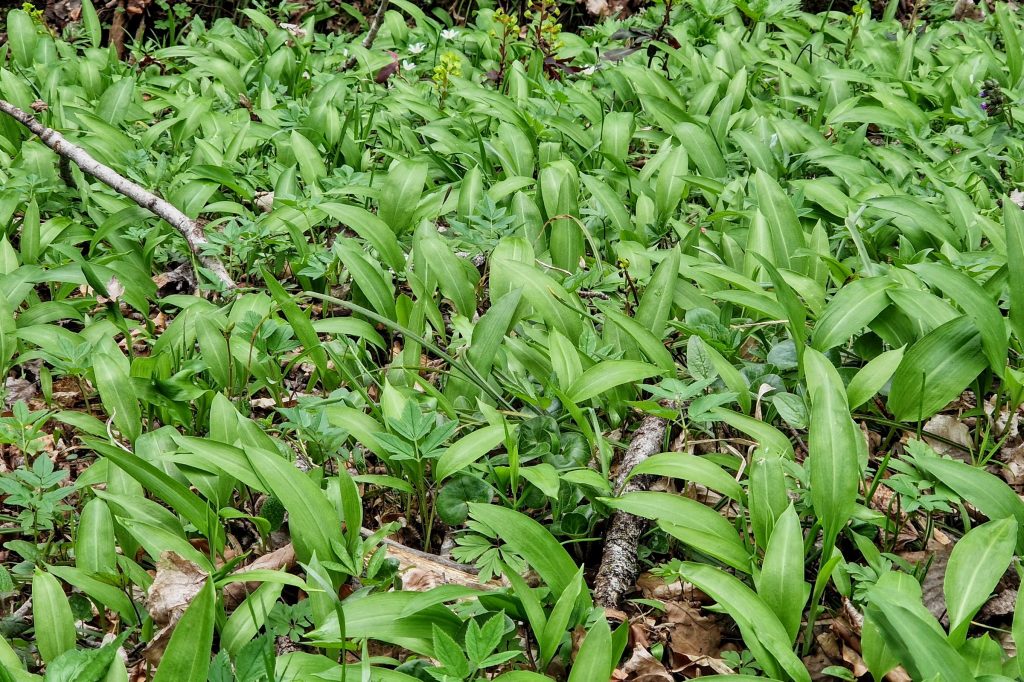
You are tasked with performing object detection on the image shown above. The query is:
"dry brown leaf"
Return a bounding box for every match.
[144,552,208,664]
[900,545,951,622]
[620,646,673,681]
[636,572,686,601]
[4,377,36,408]
[666,602,721,659]
[923,414,972,460]
[979,588,1017,619]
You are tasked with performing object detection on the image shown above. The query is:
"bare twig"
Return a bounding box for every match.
[343,0,392,70]
[0,99,235,289]
[593,412,671,608]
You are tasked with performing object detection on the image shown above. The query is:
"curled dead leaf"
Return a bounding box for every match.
[144,552,208,665]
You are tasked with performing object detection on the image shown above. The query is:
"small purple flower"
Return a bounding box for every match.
[981,102,988,110]
[979,90,987,97]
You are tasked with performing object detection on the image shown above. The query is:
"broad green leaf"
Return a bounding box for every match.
[84,439,222,552]
[864,602,973,682]
[289,130,326,187]
[6,11,37,68]
[566,360,662,404]
[221,581,284,655]
[910,262,1007,376]
[46,565,139,625]
[888,316,987,422]
[602,492,750,572]
[306,591,462,656]
[812,277,891,351]
[539,568,583,667]
[32,569,76,664]
[694,338,751,414]
[75,498,116,576]
[567,615,612,682]
[92,351,141,444]
[468,504,586,603]
[263,269,333,389]
[152,578,215,682]
[627,452,744,501]
[435,424,507,482]
[846,346,905,409]
[635,248,681,338]
[944,517,1017,645]
[1004,199,1024,343]
[710,408,793,459]
[804,349,859,548]
[752,170,805,272]
[908,439,1024,548]
[757,504,807,643]
[679,562,811,682]
[379,158,428,233]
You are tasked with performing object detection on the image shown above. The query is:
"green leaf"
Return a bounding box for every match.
[910,262,1007,376]
[692,338,751,414]
[379,158,428,233]
[83,439,222,552]
[888,316,987,422]
[263,268,332,389]
[846,346,905,410]
[289,130,326,187]
[812,277,891,351]
[1004,199,1024,343]
[752,170,805,272]
[468,504,586,604]
[92,351,141,444]
[864,601,973,682]
[80,0,101,48]
[636,248,681,338]
[152,578,215,682]
[567,615,612,682]
[710,408,793,459]
[435,424,507,482]
[627,452,744,501]
[75,498,116,576]
[221,581,284,656]
[32,569,76,664]
[45,565,138,625]
[436,475,492,525]
[908,440,1024,548]
[6,11,37,68]
[757,504,807,644]
[539,568,584,667]
[804,349,860,548]
[602,492,750,572]
[679,562,811,682]
[566,360,662,404]
[944,517,1018,645]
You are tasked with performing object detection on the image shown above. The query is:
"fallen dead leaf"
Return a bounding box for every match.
[4,377,36,408]
[619,646,672,681]
[144,552,208,665]
[900,545,951,622]
[665,602,720,659]
[923,414,972,460]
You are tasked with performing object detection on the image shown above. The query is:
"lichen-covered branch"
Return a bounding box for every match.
[0,99,235,289]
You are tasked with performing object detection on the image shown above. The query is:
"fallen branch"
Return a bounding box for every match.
[222,528,499,609]
[0,99,235,290]
[343,0,392,71]
[593,412,670,608]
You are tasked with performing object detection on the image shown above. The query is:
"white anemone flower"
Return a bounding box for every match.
[409,42,427,54]
[402,60,416,72]
[441,28,459,41]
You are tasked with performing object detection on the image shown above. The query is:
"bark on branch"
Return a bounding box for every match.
[0,99,236,289]
[593,413,669,608]
[343,0,392,71]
